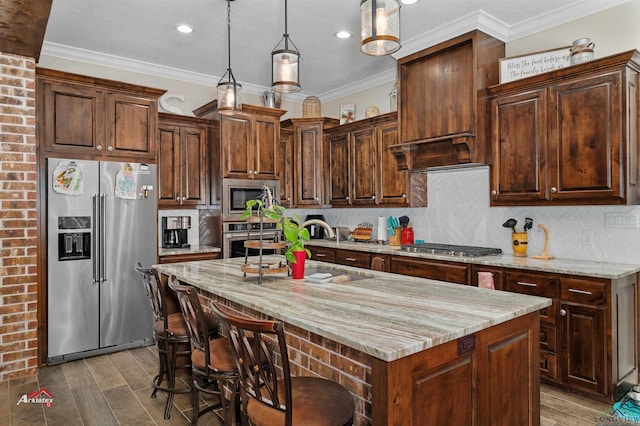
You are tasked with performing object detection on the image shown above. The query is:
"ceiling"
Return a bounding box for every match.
[40,0,626,100]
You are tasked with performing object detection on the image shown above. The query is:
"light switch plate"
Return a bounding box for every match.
[605,212,639,228]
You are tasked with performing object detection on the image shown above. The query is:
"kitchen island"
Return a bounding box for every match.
[154,256,551,425]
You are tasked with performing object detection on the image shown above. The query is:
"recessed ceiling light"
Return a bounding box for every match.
[176,24,194,34]
[335,31,352,39]
[401,0,419,4]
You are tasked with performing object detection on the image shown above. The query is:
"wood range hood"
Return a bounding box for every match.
[388,132,481,171]
[389,30,503,172]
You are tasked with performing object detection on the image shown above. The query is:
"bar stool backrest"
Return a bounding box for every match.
[209,301,293,425]
[167,276,212,372]
[134,263,162,323]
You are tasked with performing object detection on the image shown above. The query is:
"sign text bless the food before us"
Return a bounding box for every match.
[499,47,571,83]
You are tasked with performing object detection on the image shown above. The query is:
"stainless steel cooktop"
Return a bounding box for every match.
[400,243,503,257]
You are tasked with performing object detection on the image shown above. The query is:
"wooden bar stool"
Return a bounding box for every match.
[135,263,192,419]
[168,275,241,426]
[209,300,355,426]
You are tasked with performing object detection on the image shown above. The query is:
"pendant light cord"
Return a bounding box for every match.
[226,0,232,74]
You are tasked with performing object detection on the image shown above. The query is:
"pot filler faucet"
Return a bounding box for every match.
[298,219,335,239]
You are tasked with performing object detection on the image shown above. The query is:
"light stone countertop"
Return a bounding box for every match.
[158,245,221,257]
[307,240,640,279]
[153,255,551,362]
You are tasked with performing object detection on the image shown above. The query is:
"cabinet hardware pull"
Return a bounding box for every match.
[346,196,349,200]
[551,187,557,193]
[372,196,375,199]
[345,257,357,262]
[176,196,180,201]
[568,288,592,295]
[516,281,538,287]
[316,253,326,257]
[491,190,497,195]
[107,146,113,151]
[254,170,258,174]
[96,145,103,151]
[560,309,567,316]
[402,194,406,198]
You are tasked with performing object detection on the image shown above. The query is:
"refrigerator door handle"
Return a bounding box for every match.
[100,193,107,282]
[92,194,100,283]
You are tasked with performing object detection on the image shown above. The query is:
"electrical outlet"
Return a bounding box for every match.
[581,230,593,246]
[605,212,640,228]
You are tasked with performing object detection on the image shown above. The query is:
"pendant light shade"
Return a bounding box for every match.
[271,0,300,93]
[360,0,401,56]
[217,0,242,114]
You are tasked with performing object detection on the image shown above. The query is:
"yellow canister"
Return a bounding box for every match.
[512,232,528,257]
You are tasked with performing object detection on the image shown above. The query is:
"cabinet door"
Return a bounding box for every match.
[221,113,253,178]
[180,125,207,206]
[41,80,105,156]
[377,122,409,206]
[327,131,351,206]
[490,89,547,203]
[157,125,181,205]
[295,122,324,206]
[560,302,605,395]
[254,114,279,179]
[105,92,157,160]
[549,71,623,202]
[278,129,294,207]
[351,127,378,205]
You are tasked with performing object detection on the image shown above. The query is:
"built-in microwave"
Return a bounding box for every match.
[222,178,281,221]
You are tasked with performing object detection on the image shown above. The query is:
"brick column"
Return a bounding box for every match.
[0,52,37,381]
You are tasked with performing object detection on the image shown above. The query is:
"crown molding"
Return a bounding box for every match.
[40,41,310,102]
[318,68,397,103]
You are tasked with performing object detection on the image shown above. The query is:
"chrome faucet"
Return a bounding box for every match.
[298,219,335,239]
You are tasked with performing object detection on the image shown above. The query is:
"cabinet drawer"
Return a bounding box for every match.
[505,272,559,325]
[561,277,607,305]
[540,350,558,381]
[540,325,557,352]
[308,246,336,263]
[335,249,371,269]
[390,257,469,284]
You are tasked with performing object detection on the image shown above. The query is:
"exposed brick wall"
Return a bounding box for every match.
[198,292,374,425]
[0,52,38,382]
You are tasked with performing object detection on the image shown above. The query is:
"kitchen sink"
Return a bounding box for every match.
[304,267,372,283]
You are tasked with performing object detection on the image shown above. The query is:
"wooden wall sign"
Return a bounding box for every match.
[499,47,571,83]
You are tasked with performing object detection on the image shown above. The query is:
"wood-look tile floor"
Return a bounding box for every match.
[0,345,631,425]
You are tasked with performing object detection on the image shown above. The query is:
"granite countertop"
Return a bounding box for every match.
[307,240,640,279]
[158,245,221,257]
[153,255,550,362]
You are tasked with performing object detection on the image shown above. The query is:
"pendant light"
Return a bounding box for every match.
[271,0,301,93]
[217,0,242,114]
[360,0,401,56]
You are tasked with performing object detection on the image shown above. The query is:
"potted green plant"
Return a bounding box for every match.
[242,198,310,279]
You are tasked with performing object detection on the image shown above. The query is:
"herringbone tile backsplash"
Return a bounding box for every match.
[291,166,640,265]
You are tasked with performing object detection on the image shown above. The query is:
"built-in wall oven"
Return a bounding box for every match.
[222,178,283,258]
[223,221,282,258]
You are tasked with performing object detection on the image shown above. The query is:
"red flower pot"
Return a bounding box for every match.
[290,250,307,279]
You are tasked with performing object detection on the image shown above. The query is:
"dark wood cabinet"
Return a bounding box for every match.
[281,118,339,208]
[308,246,336,263]
[486,50,640,205]
[219,106,284,180]
[37,68,164,161]
[335,249,371,269]
[559,277,608,396]
[325,113,422,208]
[159,251,220,264]
[393,30,504,170]
[278,127,294,207]
[390,256,470,285]
[157,113,208,207]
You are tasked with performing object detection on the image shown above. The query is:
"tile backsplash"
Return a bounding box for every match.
[290,166,640,265]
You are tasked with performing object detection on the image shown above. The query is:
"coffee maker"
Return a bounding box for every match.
[162,216,191,248]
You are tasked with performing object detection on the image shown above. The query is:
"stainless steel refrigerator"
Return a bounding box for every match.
[46,158,156,364]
